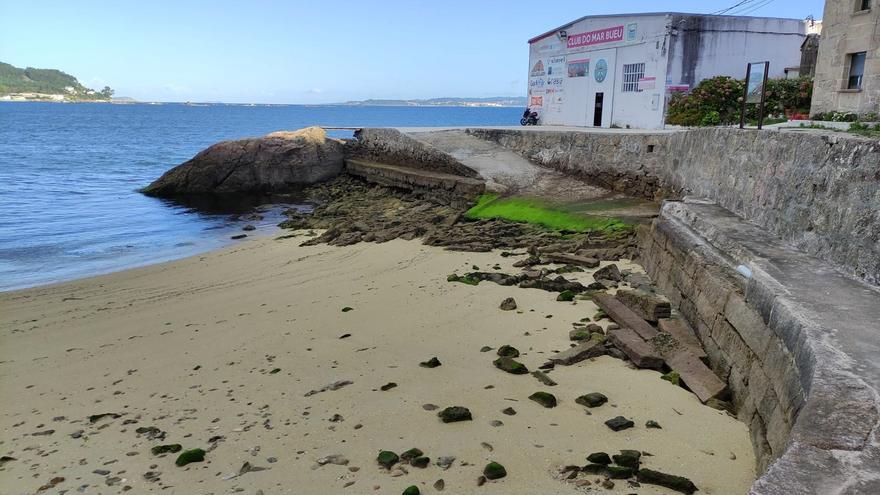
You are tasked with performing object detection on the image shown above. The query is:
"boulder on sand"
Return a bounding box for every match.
[142,127,344,196]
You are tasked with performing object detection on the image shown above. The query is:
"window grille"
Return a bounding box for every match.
[622,63,645,92]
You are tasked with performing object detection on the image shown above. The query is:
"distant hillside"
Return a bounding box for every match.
[0,62,113,100]
[340,96,527,107]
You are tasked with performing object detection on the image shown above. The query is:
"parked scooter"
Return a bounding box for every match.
[520,108,539,126]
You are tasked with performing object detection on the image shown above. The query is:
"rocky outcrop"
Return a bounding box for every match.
[142,127,344,196]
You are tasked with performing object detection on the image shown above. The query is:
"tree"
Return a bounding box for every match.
[100,86,114,98]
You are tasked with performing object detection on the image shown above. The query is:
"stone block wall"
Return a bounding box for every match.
[350,128,480,178]
[638,215,804,474]
[467,128,880,286]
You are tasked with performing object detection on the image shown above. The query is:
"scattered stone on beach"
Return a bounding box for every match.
[575,392,608,408]
[637,468,698,494]
[501,407,517,416]
[380,382,398,391]
[494,356,529,374]
[411,456,430,468]
[612,450,641,469]
[646,420,663,429]
[586,452,612,465]
[377,451,400,469]
[433,479,445,491]
[317,454,349,466]
[32,429,54,436]
[419,357,442,368]
[400,448,424,462]
[483,461,507,480]
[529,391,558,408]
[88,413,121,423]
[402,486,420,495]
[549,340,604,365]
[151,444,182,455]
[593,264,622,282]
[569,329,591,341]
[480,346,493,352]
[231,234,247,240]
[438,406,472,423]
[341,306,354,312]
[616,289,671,322]
[422,403,439,411]
[496,345,520,358]
[174,448,206,467]
[531,370,557,386]
[605,416,635,432]
[242,224,256,231]
[606,465,635,479]
[135,426,166,441]
[0,456,16,466]
[499,297,517,310]
[436,456,456,470]
[304,380,353,397]
[556,290,575,302]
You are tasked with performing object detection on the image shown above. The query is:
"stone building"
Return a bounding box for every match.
[810,0,880,117]
[527,13,807,129]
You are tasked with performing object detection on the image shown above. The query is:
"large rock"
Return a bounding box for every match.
[142,127,344,196]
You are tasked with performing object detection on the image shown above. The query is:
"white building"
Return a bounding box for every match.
[527,13,808,128]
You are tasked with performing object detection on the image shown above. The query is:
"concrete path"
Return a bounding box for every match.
[405,128,659,221]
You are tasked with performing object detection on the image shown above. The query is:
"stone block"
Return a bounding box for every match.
[711,317,755,378]
[665,349,727,403]
[549,339,606,365]
[594,294,659,340]
[616,289,671,323]
[606,328,664,369]
[765,402,792,457]
[543,252,600,268]
[701,334,732,382]
[724,294,772,357]
[658,318,707,361]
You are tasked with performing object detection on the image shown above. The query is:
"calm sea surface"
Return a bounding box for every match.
[0,102,521,291]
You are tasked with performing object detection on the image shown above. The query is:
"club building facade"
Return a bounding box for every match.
[527,12,808,128]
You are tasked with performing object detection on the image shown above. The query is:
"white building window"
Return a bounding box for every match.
[848,52,866,89]
[622,63,645,92]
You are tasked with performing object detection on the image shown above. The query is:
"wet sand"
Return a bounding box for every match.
[0,235,755,494]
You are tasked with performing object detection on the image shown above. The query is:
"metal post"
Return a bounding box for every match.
[739,63,751,130]
[757,61,770,130]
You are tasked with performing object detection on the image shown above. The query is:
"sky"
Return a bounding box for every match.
[0,0,825,103]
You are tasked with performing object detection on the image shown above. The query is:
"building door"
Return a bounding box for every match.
[593,93,604,126]
[586,49,616,127]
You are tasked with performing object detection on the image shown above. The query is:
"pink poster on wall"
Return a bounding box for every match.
[567,25,625,49]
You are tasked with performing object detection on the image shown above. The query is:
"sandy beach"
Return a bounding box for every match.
[0,234,755,494]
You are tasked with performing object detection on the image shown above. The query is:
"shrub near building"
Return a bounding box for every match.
[666,76,813,126]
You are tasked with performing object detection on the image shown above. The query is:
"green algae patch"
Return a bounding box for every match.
[465,194,630,233]
[175,448,205,467]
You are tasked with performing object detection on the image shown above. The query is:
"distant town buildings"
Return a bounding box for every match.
[527,12,809,128]
[810,0,879,117]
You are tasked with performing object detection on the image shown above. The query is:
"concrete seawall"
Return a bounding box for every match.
[467,128,880,287]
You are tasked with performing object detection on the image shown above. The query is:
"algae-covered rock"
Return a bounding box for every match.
[377,450,399,469]
[483,461,507,480]
[661,370,681,386]
[400,448,424,461]
[569,329,591,341]
[447,274,479,285]
[419,357,442,368]
[438,406,472,423]
[637,468,698,494]
[557,290,575,302]
[499,297,517,310]
[606,465,635,479]
[494,356,528,374]
[402,485,420,495]
[151,444,182,455]
[604,416,635,431]
[411,456,430,468]
[575,392,608,408]
[586,452,612,465]
[496,345,520,358]
[529,391,558,408]
[612,450,641,469]
[175,448,205,467]
[582,463,607,474]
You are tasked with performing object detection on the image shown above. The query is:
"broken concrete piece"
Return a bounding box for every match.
[548,340,605,365]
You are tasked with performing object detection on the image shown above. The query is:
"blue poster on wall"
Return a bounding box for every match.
[595,59,608,83]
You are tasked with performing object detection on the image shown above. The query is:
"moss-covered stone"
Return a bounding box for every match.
[400,448,424,461]
[612,450,641,469]
[174,448,205,467]
[447,274,479,285]
[661,370,681,386]
[151,444,182,455]
[606,465,635,479]
[604,416,635,432]
[377,450,399,469]
[586,452,611,465]
[496,345,520,358]
[581,463,606,475]
[637,468,698,494]
[419,357,442,368]
[528,391,558,408]
[590,332,606,343]
[493,356,528,374]
[575,392,608,408]
[569,329,591,341]
[438,406,472,423]
[483,461,507,480]
[411,456,430,468]
[402,485,420,495]
[557,290,575,302]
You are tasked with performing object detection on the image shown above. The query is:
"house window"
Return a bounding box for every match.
[858,0,871,11]
[622,63,645,92]
[848,52,866,89]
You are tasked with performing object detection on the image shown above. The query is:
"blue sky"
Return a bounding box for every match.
[0,0,824,103]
